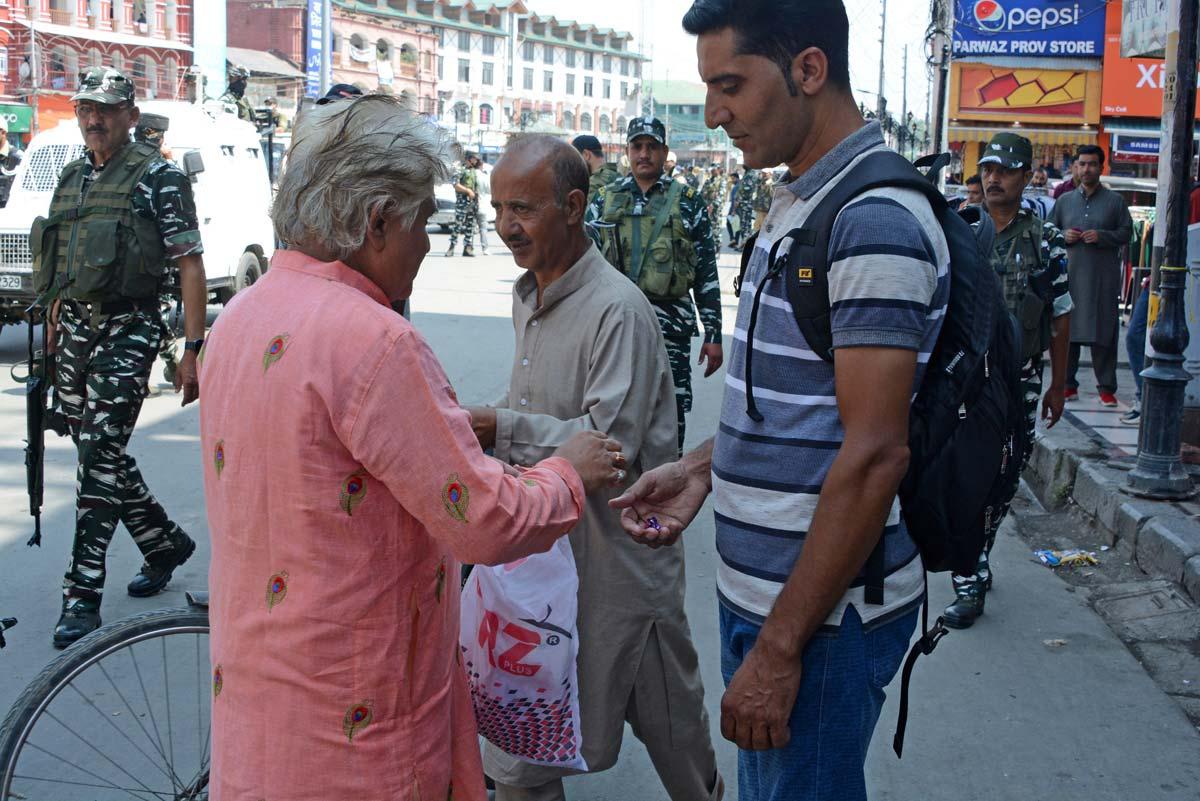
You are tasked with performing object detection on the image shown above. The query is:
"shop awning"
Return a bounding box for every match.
[949,124,1097,146]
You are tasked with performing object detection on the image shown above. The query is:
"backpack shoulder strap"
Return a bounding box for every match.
[783,150,941,364]
[733,231,759,297]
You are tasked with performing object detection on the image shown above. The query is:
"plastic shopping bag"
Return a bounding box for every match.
[460,536,587,771]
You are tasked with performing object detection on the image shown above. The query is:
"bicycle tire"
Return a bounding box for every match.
[0,607,210,801]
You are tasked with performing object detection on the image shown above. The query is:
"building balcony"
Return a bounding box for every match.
[12,1,193,47]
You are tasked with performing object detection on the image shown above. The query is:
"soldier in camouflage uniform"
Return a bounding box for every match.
[134,112,181,385]
[733,166,760,250]
[752,169,773,235]
[220,65,255,123]
[586,116,723,452]
[945,133,1073,629]
[32,68,208,647]
[572,134,620,206]
[701,165,727,251]
[446,151,481,257]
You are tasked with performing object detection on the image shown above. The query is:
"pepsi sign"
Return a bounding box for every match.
[954,0,1106,58]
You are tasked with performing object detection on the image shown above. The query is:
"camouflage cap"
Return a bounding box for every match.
[626,115,666,145]
[228,64,250,81]
[978,132,1033,170]
[72,67,135,105]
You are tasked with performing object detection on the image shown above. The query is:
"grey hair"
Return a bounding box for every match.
[272,95,455,259]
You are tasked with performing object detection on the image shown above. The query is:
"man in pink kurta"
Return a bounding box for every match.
[199,249,588,801]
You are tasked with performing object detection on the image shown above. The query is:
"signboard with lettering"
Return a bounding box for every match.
[953,0,1107,58]
[0,104,33,134]
[1100,0,1199,117]
[305,0,325,98]
[1121,0,1167,59]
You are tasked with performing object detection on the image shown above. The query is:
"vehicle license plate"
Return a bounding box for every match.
[0,275,22,290]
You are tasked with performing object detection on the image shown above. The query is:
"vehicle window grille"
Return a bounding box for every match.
[1,234,33,273]
[20,145,86,193]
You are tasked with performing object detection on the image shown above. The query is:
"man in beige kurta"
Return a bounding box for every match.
[467,137,721,801]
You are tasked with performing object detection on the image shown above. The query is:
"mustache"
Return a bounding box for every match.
[503,237,531,249]
[86,126,106,134]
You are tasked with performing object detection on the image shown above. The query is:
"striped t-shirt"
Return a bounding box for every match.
[713,123,951,629]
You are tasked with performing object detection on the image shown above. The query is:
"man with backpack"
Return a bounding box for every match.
[943,133,1073,629]
[611,2,958,798]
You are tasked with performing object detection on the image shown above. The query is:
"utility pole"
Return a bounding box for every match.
[924,70,932,153]
[1126,0,1199,499]
[319,0,332,96]
[927,0,952,167]
[901,45,909,159]
[876,0,888,121]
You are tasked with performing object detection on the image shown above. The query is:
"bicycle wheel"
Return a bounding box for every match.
[0,607,211,801]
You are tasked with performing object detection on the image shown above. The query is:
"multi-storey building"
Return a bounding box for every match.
[227,0,438,118]
[333,0,644,157]
[5,0,195,134]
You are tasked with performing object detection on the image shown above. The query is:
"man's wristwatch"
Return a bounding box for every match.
[184,338,205,353]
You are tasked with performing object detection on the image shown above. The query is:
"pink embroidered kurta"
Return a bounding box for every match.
[199,250,585,801]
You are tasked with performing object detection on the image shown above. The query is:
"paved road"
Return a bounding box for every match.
[0,233,1197,799]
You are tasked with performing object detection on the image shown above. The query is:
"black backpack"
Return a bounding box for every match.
[734,150,1027,757]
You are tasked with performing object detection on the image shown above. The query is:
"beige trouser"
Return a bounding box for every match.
[486,622,722,801]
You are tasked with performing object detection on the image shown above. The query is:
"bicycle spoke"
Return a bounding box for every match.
[161,636,176,787]
[129,640,180,797]
[96,661,182,786]
[41,709,162,798]
[13,772,181,799]
[15,740,161,801]
[63,681,181,788]
[194,633,202,765]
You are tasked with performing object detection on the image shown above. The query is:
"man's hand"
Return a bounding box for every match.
[610,460,709,548]
[720,642,804,750]
[1081,229,1100,244]
[1042,384,1065,428]
[174,350,199,406]
[44,299,61,355]
[698,343,724,378]
[466,405,497,449]
[1064,228,1082,245]
[552,431,625,493]
[467,189,477,200]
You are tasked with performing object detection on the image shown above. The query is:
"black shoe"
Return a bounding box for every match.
[445,245,455,257]
[943,592,985,629]
[128,535,196,598]
[463,247,476,257]
[53,606,101,649]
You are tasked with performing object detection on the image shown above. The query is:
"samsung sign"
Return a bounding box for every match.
[953,0,1106,57]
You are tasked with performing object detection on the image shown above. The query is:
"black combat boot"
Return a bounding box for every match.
[445,244,455,257]
[53,603,101,649]
[128,533,196,598]
[463,246,476,258]
[943,585,987,629]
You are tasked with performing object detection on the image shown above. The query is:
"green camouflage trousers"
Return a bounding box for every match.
[953,356,1043,596]
[57,302,186,611]
[448,194,478,251]
[158,292,179,370]
[664,336,693,454]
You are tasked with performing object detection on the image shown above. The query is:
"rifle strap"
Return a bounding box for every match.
[631,180,683,285]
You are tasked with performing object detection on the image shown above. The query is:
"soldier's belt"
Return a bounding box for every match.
[63,298,159,318]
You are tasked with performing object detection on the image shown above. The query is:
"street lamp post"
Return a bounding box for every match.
[1126,0,1199,499]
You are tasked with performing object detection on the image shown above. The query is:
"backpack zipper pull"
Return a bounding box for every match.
[984,350,990,379]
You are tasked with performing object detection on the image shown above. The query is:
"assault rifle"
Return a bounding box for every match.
[19,304,52,547]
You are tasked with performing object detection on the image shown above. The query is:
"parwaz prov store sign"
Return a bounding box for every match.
[953,0,1106,57]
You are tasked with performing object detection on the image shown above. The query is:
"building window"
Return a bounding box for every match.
[543,71,553,92]
[603,55,612,73]
[437,56,444,79]
[584,52,594,70]
[603,79,611,99]
[482,35,495,56]
[436,27,445,47]
[562,110,575,129]
[566,49,576,68]
[453,102,471,123]
[620,81,628,99]
[583,77,593,97]
[599,115,610,133]
[458,30,471,50]
[482,62,494,85]
[457,58,470,82]
[400,43,416,64]
[566,74,575,95]
[543,45,554,65]
[580,111,592,131]
[620,58,630,76]
[523,41,534,61]
[523,68,534,90]
[480,103,493,125]
[276,82,290,98]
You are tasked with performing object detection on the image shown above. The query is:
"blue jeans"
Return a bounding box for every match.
[1126,288,1149,400]
[719,603,918,801]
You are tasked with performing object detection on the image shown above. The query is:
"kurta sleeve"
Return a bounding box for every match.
[338,328,585,566]
[494,305,661,470]
[1096,197,1133,249]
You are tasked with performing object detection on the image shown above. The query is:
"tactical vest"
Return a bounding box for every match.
[991,214,1052,362]
[30,142,167,303]
[599,181,697,300]
[458,168,478,193]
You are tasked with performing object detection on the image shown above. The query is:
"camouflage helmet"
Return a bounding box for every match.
[228,64,250,82]
[72,67,135,105]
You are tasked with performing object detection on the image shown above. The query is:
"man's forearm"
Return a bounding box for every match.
[177,255,207,341]
[682,437,714,489]
[756,442,908,661]
[1049,313,1071,388]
